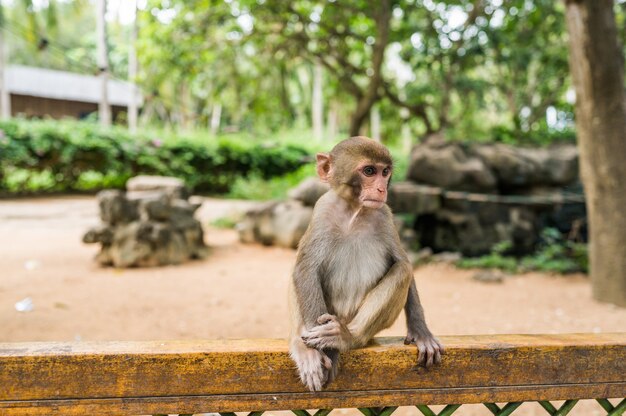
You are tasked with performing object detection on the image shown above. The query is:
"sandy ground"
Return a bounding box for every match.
[0,196,624,416]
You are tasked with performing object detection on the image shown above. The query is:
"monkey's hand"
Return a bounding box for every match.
[301,314,353,351]
[292,344,333,392]
[404,330,444,368]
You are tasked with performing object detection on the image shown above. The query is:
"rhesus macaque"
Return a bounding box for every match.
[289,136,443,391]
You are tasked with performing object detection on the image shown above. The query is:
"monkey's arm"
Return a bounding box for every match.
[404,279,444,367]
[292,236,330,330]
[346,259,413,346]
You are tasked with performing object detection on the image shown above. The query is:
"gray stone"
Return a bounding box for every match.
[431,251,463,263]
[126,175,189,199]
[473,143,579,189]
[472,270,506,284]
[288,178,330,207]
[84,176,207,268]
[237,201,313,249]
[138,192,171,222]
[388,182,441,214]
[82,225,114,245]
[407,142,497,192]
[98,190,139,225]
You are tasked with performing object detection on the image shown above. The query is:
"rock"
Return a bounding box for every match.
[138,192,171,222]
[388,182,441,214]
[412,247,434,265]
[237,201,313,249]
[473,143,579,190]
[288,178,330,207]
[126,175,189,199]
[431,251,462,263]
[108,223,152,267]
[98,190,139,225]
[83,177,207,268]
[413,201,539,256]
[407,142,497,192]
[472,270,505,284]
[542,145,578,185]
[82,225,114,245]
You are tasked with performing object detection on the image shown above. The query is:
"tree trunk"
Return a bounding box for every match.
[0,5,11,119]
[348,0,391,137]
[326,100,338,141]
[312,61,324,140]
[370,104,381,142]
[210,103,221,136]
[565,0,626,307]
[96,0,111,126]
[127,0,138,132]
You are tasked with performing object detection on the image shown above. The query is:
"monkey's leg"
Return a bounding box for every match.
[404,279,444,367]
[289,336,332,392]
[323,348,340,383]
[347,261,413,347]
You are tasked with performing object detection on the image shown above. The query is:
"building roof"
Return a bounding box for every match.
[6,65,142,107]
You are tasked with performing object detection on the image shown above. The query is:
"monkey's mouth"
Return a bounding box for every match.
[362,199,386,208]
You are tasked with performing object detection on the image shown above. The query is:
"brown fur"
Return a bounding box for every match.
[289,137,443,391]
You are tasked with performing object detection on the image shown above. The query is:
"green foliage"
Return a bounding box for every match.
[210,216,239,229]
[227,163,317,201]
[491,125,577,146]
[457,228,588,275]
[0,119,309,194]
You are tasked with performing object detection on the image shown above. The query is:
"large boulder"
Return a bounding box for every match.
[407,140,579,192]
[388,182,442,215]
[474,144,579,189]
[407,141,497,192]
[288,178,329,207]
[237,200,313,249]
[83,177,207,267]
[413,201,538,256]
[126,175,189,199]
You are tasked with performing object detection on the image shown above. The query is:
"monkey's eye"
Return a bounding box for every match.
[382,167,391,177]
[363,166,376,176]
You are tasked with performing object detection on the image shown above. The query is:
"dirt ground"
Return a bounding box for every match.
[0,196,624,416]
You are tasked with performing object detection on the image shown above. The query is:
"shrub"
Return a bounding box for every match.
[457,229,588,274]
[0,119,309,194]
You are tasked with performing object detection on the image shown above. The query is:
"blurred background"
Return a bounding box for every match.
[1,1,626,414]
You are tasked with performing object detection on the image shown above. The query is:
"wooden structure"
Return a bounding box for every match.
[4,65,141,121]
[0,334,624,416]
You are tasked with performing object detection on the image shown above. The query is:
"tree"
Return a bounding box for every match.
[564,0,626,307]
[96,0,111,126]
[249,0,393,136]
[0,3,10,119]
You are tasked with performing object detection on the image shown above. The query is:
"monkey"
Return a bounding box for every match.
[288,136,444,392]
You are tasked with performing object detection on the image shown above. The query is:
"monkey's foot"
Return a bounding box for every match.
[404,332,444,368]
[290,344,332,392]
[301,314,351,351]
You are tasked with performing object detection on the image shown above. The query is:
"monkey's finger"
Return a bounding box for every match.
[321,353,333,370]
[416,342,426,365]
[425,346,435,367]
[435,338,446,355]
[317,314,334,325]
[434,346,442,365]
[308,375,321,392]
[403,336,413,345]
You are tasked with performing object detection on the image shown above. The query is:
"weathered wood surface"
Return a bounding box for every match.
[1,334,625,416]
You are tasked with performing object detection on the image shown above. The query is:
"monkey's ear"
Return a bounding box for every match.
[316,153,332,182]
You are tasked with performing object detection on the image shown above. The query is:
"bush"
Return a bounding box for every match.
[0,119,309,194]
[457,229,588,274]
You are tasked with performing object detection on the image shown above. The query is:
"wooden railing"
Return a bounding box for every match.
[1,334,625,416]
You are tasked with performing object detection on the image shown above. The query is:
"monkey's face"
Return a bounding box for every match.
[356,162,391,209]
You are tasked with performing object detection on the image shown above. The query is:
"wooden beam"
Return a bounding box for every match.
[0,334,625,416]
